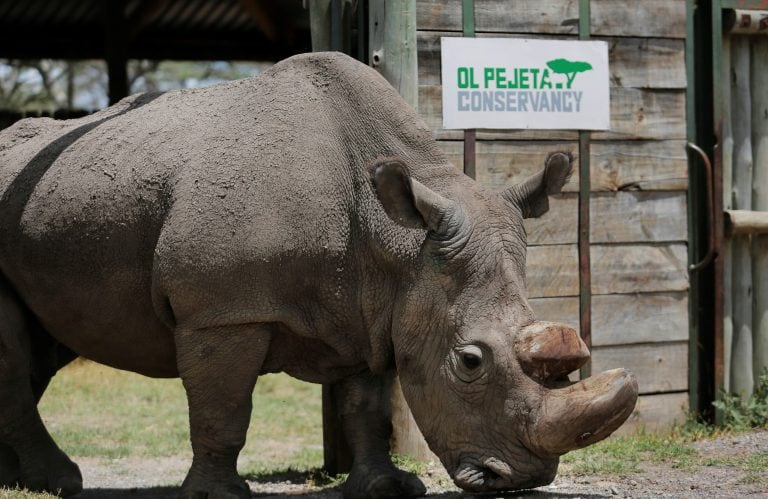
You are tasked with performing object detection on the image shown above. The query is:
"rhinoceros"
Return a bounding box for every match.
[0,52,638,498]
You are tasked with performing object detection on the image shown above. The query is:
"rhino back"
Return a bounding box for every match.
[0,52,454,378]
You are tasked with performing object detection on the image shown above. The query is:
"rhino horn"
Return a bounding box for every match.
[530,368,638,457]
[515,321,589,381]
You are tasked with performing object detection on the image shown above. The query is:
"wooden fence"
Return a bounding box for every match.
[720,28,768,398]
[415,0,690,432]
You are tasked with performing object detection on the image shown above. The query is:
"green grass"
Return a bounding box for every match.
[4,361,765,498]
[39,359,324,467]
[561,421,767,478]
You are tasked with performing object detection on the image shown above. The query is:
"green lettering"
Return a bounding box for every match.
[484,67,494,89]
[530,68,540,89]
[520,68,530,90]
[540,69,552,89]
[457,67,470,89]
[495,67,506,89]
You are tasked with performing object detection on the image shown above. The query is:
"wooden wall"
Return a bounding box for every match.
[415,0,689,432]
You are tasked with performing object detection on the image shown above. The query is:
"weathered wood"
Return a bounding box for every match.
[725,210,768,236]
[614,392,689,435]
[524,192,687,246]
[417,32,686,90]
[530,292,689,347]
[591,342,688,395]
[370,0,418,107]
[752,37,768,383]
[591,0,686,39]
[390,379,439,463]
[416,0,686,39]
[436,140,688,193]
[416,0,579,35]
[309,0,354,52]
[370,0,432,463]
[731,36,754,397]
[601,36,686,89]
[722,36,734,392]
[526,244,689,298]
[419,86,687,141]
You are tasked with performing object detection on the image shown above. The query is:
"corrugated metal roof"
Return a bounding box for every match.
[0,0,311,61]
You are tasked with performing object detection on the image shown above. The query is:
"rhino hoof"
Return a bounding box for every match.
[20,449,82,497]
[0,444,20,488]
[343,464,426,499]
[180,476,251,499]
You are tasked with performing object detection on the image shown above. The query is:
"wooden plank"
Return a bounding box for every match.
[725,209,768,236]
[416,0,686,39]
[591,342,688,394]
[524,192,687,245]
[418,32,686,90]
[723,36,734,392]
[593,88,686,141]
[591,0,686,39]
[752,37,768,383]
[416,0,579,34]
[437,140,687,193]
[526,244,689,298]
[600,37,686,89]
[614,392,689,435]
[731,36,754,397]
[419,85,686,141]
[591,140,688,191]
[530,292,689,347]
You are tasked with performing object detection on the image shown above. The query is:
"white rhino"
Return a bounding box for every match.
[0,52,637,498]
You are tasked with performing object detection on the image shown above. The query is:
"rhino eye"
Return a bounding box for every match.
[454,345,485,382]
[462,352,481,370]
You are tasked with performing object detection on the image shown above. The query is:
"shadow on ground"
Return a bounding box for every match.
[72,486,609,499]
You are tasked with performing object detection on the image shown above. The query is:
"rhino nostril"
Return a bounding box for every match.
[484,467,501,482]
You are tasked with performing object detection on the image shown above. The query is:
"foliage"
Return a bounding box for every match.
[0,59,268,113]
[713,368,768,429]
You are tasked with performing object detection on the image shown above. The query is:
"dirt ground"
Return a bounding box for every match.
[67,431,768,498]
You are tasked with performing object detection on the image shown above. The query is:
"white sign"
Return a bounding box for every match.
[441,37,610,130]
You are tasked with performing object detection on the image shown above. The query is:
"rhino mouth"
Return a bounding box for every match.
[452,454,558,492]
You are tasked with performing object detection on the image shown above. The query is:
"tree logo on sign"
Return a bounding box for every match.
[546,59,593,89]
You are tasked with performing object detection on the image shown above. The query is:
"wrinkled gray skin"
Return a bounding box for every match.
[0,53,638,499]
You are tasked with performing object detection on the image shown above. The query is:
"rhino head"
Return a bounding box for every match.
[371,152,638,491]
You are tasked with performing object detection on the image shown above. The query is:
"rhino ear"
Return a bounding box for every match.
[503,152,574,218]
[369,158,456,232]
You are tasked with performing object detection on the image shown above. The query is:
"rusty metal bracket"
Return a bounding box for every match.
[687,142,717,272]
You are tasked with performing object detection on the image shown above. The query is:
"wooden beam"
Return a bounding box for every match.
[530,292,689,347]
[614,392,688,435]
[730,37,754,397]
[104,0,129,105]
[725,210,768,237]
[751,37,768,382]
[237,0,280,42]
[125,0,173,41]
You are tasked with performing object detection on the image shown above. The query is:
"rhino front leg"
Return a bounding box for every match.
[175,323,272,499]
[336,370,427,499]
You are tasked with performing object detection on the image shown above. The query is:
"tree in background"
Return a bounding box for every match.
[0,60,267,112]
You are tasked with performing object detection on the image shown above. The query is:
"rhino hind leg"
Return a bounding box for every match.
[336,371,426,499]
[175,323,273,499]
[0,278,82,496]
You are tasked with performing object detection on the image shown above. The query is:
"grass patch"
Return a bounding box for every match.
[38,359,323,468]
[0,489,58,499]
[561,430,699,476]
